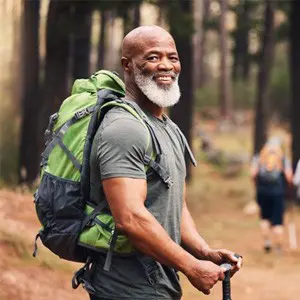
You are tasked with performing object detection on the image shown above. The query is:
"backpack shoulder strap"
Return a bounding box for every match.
[163,114,197,167]
[100,98,173,188]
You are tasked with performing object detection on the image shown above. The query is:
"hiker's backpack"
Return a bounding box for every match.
[257,145,284,184]
[33,70,196,277]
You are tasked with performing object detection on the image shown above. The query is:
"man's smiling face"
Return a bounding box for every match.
[122,26,182,108]
[132,36,181,107]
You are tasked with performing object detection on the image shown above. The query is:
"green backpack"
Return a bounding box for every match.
[33,70,183,275]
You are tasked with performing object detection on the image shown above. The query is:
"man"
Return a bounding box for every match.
[89,25,242,300]
[251,136,293,253]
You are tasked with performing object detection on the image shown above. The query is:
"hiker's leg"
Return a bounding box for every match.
[260,219,272,251]
[257,193,272,251]
[272,225,284,251]
[271,194,285,252]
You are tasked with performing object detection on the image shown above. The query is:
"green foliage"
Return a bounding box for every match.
[194,79,255,111]
[276,21,289,42]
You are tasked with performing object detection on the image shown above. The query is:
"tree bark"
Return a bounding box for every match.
[253,0,275,154]
[132,4,140,28]
[39,0,72,152]
[97,10,108,70]
[71,1,92,80]
[169,0,194,180]
[19,0,40,184]
[193,0,203,90]
[199,0,211,86]
[219,0,232,120]
[290,0,300,170]
[232,0,251,81]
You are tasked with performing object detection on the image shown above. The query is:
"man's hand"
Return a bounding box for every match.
[185,260,226,295]
[205,249,243,277]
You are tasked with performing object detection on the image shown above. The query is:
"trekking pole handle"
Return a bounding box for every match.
[221,263,232,300]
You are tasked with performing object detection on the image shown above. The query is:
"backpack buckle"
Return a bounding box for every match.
[165,176,174,188]
[44,112,59,143]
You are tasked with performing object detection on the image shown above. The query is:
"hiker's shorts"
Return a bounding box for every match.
[257,192,284,225]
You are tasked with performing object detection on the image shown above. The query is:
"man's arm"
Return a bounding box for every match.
[102,177,225,295]
[180,183,242,274]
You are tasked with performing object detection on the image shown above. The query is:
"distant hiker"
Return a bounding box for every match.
[293,158,300,203]
[251,137,293,253]
[34,25,242,300]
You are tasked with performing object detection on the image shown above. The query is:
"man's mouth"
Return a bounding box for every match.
[153,74,175,85]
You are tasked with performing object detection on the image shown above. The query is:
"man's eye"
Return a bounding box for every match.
[170,57,179,62]
[147,56,159,61]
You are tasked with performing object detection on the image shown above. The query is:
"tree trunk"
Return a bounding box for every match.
[219,0,232,120]
[241,1,251,80]
[199,0,211,86]
[132,4,140,28]
[290,0,300,170]
[253,0,275,154]
[122,9,130,37]
[97,10,108,70]
[39,0,72,152]
[71,1,92,80]
[232,0,251,81]
[122,2,141,38]
[19,0,40,184]
[169,0,194,180]
[193,0,203,90]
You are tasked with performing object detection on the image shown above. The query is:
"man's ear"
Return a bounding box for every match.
[121,57,132,72]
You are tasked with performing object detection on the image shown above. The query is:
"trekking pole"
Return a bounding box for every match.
[220,263,232,300]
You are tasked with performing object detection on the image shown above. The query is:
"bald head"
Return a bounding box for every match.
[121,25,181,108]
[122,25,176,59]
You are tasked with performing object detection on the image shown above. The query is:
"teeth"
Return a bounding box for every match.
[158,76,171,80]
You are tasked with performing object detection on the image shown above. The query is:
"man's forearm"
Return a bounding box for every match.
[181,203,211,260]
[117,206,198,275]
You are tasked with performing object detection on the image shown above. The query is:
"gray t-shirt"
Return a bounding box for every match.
[89,106,186,299]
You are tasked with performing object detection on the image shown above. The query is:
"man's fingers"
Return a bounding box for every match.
[202,289,211,295]
[219,270,225,281]
[237,257,243,269]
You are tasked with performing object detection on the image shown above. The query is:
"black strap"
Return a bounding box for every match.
[163,115,197,167]
[175,127,197,167]
[144,154,173,188]
[32,232,41,257]
[72,256,96,294]
[57,138,82,171]
[119,99,174,187]
[44,112,59,145]
[81,201,108,231]
[103,229,118,271]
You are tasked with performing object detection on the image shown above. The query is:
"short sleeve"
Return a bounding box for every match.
[251,155,259,168]
[96,111,150,180]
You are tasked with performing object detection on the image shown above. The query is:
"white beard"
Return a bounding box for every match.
[133,65,181,108]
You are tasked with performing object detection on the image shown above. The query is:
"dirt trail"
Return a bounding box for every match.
[0,185,299,300]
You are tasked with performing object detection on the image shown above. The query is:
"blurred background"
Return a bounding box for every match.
[0,0,300,299]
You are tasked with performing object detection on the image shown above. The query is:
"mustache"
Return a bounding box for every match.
[151,71,178,79]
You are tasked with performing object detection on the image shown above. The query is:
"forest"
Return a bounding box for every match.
[1,1,300,300]
[0,0,300,185]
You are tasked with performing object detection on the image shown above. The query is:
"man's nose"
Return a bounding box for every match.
[157,57,174,71]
